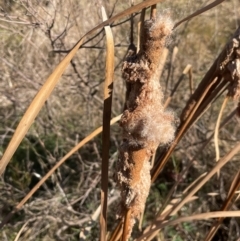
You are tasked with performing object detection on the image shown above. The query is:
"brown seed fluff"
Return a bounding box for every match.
[116,15,175,239]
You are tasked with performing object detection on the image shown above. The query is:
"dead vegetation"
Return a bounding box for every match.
[0,0,240,241]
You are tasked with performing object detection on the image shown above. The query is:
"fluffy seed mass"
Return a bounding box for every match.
[116,15,176,239]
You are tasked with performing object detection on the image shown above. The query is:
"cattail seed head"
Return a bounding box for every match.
[116,14,175,239]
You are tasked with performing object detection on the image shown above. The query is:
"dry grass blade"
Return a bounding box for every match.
[0,115,121,230]
[13,221,29,241]
[143,174,207,241]
[137,7,146,52]
[163,142,240,219]
[152,77,218,182]
[158,48,169,81]
[109,221,123,241]
[174,0,226,28]
[0,37,85,176]
[214,96,228,177]
[188,65,193,95]
[204,170,240,241]
[165,46,178,95]
[136,211,240,240]
[228,171,240,198]
[100,6,115,241]
[164,64,191,108]
[144,196,198,241]
[153,25,240,182]
[182,172,207,195]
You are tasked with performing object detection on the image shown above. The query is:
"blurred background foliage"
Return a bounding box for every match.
[0,0,240,240]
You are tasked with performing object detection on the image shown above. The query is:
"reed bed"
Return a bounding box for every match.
[0,0,240,240]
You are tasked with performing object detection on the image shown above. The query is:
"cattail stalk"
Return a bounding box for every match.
[116,15,175,239]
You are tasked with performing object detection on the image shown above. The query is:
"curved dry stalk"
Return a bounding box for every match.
[137,7,146,52]
[160,142,240,219]
[188,65,193,94]
[174,0,226,29]
[0,115,121,230]
[13,221,29,241]
[100,6,115,241]
[153,25,240,182]
[214,96,229,177]
[165,46,178,93]
[0,38,85,176]
[109,221,123,241]
[152,77,218,183]
[143,173,206,241]
[204,170,240,241]
[158,48,169,81]
[164,64,191,108]
[136,211,240,241]
[189,81,229,129]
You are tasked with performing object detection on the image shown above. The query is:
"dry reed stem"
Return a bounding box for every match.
[204,171,240,241]
[150,5,157,20]
[188,65,193,94]
[122,209,132,241]
[148,107,237,239]
[100,6,115,241]
[143,173,206,240]
[13,221,29,241]
[173,0,226,29]
[164,64,191,108]
[165,46,178,93]
[136,210,240,241]
[109,220,123,241]
[137,8,146,53]
[152,76,218,183]
[158,47,169,80]
[116,15,175,239]
[214,96,228,177]
[153,26,240,182]
[162,142,240,217]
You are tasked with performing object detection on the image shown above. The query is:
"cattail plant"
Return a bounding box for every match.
[115,14,176,238]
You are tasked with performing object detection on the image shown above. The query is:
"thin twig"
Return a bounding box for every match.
[214,96,229,177]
